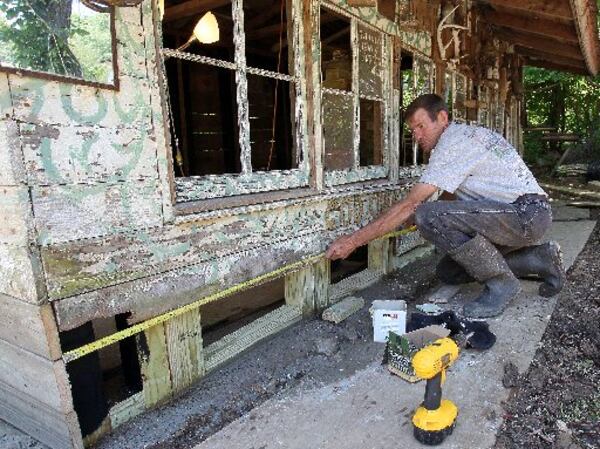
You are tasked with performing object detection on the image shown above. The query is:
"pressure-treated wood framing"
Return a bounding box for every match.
[137,323,173,408]
[164,308,204,391]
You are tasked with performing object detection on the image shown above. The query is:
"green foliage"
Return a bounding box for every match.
[523,67,600,165]
[0,0,112,83]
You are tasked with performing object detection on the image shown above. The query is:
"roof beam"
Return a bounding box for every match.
[493,27,583,61]
[515,46,587,70]
[164,0,231,22]
[480,9,578,44]
[524,58,589,75]
[476,0,572,23]
[569,0,600,76]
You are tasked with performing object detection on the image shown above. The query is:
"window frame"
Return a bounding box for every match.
[0,4,119,90]
[318,5,392,188]
[160,0,310,204]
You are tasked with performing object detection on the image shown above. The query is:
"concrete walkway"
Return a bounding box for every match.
[194,209,596,449]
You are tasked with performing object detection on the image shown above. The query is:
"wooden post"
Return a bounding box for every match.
[136,323,173,409]
[313,258,331,312]
[368,238,390,274]
[285,263,317,316]
[285,258,331,315]
[164,308,204,392]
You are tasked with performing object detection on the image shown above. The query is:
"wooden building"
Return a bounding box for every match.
[0,0,598,447]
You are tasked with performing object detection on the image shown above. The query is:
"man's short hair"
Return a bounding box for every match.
[405,94,449,122]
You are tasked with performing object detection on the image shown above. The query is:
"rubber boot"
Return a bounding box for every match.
[504,242,566,297]
[437,242,565,297]
[448,235,521,318]
[436,255,474,285]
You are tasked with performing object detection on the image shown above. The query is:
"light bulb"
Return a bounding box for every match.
[193,11,220,44]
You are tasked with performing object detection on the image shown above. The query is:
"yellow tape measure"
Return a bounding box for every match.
[62,226,416,363]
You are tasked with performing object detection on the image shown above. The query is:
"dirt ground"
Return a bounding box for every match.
[494,213,600,449]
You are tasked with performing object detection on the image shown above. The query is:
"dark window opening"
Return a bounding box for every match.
[400,51,415,167]
[200,278,286,346]
[162,0,295,179]
[359,99,383,166]
[320,8,352,91]
[60,313,142,437]
[244,0,290,74]
[331,244,369,284]
[248,75,296,171]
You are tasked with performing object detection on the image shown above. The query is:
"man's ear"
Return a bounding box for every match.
[437,109,449,124]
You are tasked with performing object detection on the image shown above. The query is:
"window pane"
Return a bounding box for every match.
[358,25,383,98]
[244,0,289,74]
[454,73,467,123]
[162,1,234,62]
[247,74,296,171]
[323,92,354,171]
[359,99,383,166]
[0,0,114,84]
[165,60,241,176]
[320,8,352,91]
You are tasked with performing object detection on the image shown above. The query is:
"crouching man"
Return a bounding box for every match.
[325,94,565,318]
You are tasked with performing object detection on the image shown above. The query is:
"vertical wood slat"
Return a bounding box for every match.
[313,258,330,312]
[368,237,391,274]
[164,308,204,392]
[285,263,316,316]
[136,323,173,408]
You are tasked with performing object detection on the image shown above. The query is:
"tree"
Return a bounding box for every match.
[0,0,83,78]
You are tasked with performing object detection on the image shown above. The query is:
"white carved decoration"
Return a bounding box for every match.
[437,4,469,62]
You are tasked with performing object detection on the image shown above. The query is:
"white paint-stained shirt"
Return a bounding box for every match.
[419,123,547,203]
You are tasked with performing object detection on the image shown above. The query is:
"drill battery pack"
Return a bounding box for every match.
[383,325,450,382]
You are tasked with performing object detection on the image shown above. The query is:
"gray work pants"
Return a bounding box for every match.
[414,194,552,253]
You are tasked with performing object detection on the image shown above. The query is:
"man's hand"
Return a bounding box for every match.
[326,234,358,260]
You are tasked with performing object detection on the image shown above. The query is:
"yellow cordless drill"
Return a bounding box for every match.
[411,337,460,445]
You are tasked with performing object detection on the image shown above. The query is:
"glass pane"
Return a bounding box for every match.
[323,92,354,171]
[454,73,467,123]
[320,8,352,91]
[359,99,383,166]
[247,74,296,171]
[162,1,234,62]
[0,0,114,84]
[415,57,433,95]
[358,25,383,97]
[244,0,289,74]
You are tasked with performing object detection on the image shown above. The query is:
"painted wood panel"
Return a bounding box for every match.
[0,339,71,412]
[21,123,159,186]
[0,119,26,187]
[0,380,82,449]
[0,186,33,246]
[0,73,13,118]
[0,244,41,303]
[8,75,153,129]
[42,202,327,299]
[0,294,61,360]
[53,232,325,331]
[31,179,163,245]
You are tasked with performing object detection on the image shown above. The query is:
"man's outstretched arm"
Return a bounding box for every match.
[325,183,438,260]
